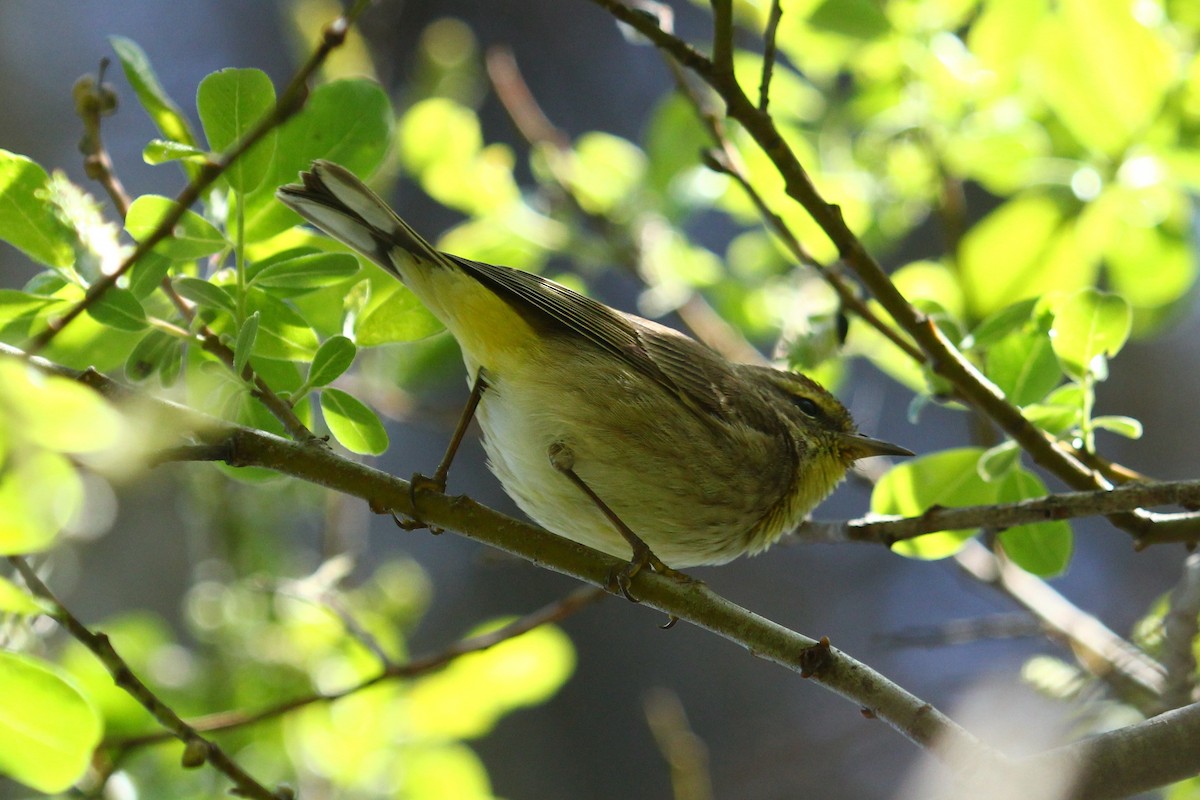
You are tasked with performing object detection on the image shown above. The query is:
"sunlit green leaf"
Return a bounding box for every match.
[109,36,198,147]
[243,79,394,241]
[1030,0,1173,155]
[891,261,966,322]
[874,448,998,560]
[569,132,646,215]
[234,312,259,375]
[809,0,892,39]
[142,139,209,166]
[0,451,81,552]
[124,195,226,260]
[960,194,1096,318]
[355,283,444,346]
[1091,415,1143,439]
[978,439,1020,482]
[173,276,236,314]
[986,328,1061,406]
[85,287,148,332]
[251,252,360,290]
[308,335,357,387]
[320,388,388,455]
[1049,288,1131,380]
[0,576,52,615]
[0,652,102,794]
[126,253,173,299]
[245,289,319,360]
[0,358,122,453]
[0,151,74,268]
[196,68,277,194]
[966,299,1039,350]
[407,620,574,739]
[997,469,1072,576]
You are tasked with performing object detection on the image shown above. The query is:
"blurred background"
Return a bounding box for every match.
[1,1,1198,798]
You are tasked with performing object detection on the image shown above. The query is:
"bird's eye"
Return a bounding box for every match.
[792,396,821,417]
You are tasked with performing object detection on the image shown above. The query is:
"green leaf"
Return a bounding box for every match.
[355,283,444,346]
[234,312,260,375]
[0,651,102,793]
[1092,415,1143,439]
[809,0,892,39]
[1030,0,1173,155]
[126,253,173,299]
[1049,289,1131,380]
[85,287,148,332]
[1022,402,1080,436]
[986,328,1061,407]
[173,276,236,314]
[245,289,319,360]
[997,470,1073,576]
[124,330,179,382]
[569,132,647,215]
[321,388,388,455]
[124,195,226,260]
[242,79,393,241]
[873,448,998,560]
[0,451,81,552]
[0,358,122,453]
[965,299,1039,350]
[196,68,277,194]
[252,252,360,290]
[142,139,209,166]
[309,335,357,387]
[109,36,198,147]
[960,194,1096,318]
[978,440,1020,482]
[0,576,53,616]
[0,151,74,268]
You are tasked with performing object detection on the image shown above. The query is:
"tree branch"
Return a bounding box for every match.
[109,585,606,750]
[795,480,1200,546]
[8,556,287,800]
[24,0,370,356]
[4,342,1000,773]
[582,0,1200,547]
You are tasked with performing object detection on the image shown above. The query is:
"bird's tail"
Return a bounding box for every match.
[275,160,455,280]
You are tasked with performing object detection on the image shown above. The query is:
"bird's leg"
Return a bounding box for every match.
[547,441,687,601]
[400,371,487,531]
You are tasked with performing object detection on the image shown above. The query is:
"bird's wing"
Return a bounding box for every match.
[451,255,734,420]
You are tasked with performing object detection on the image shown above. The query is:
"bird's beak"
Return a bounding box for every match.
[838,432,914,461]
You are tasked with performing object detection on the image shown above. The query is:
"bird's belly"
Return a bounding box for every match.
[471,362,791,568]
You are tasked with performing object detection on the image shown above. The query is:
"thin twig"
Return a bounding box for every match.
[953,541,1165,707]
[8,342,999,768]
[644,688,713,800]
[583,0,1199,548]
[758,0,782,112]
[794,479,1200,546]
[111,586,606,749]
[25,0,370,356]
[75,58,131,217]
[8,556,286,800]
[1159,553,1200,710]
[485,46,764,363]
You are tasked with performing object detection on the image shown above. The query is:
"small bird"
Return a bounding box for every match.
[277,161,910,579]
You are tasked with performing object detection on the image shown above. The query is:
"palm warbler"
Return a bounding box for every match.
[277,161,910,575]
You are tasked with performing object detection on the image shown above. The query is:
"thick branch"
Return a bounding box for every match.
[6,342,997,771]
